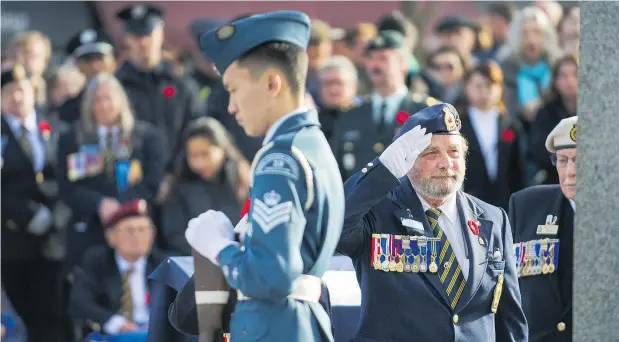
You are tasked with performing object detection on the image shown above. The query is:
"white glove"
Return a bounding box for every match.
[28,204,53,236]
[379,125,432,178]
[234,214,252,243]
[185,210,238,265]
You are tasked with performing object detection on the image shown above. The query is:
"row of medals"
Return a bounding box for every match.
[516,238,559,277]
[372,234,441,274]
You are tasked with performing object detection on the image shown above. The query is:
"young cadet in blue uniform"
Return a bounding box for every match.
[338,103,528,342]
[184,11,345,342]
[508,116,577,341]
[56,74,165,275]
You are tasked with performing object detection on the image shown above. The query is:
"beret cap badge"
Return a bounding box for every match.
[570,124,577,142]
[216,25,236,40]
[443,106,459,132]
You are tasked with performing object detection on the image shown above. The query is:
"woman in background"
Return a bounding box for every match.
[161,117,250,256]
[457,60,525,210]
[528,54,578,185]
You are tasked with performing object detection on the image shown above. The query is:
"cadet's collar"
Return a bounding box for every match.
[262,107,319,145]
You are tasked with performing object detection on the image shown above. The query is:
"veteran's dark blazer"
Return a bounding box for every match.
[509,185,573,342]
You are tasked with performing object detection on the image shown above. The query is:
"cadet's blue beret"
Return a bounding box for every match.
[199,11,312,74]
[66,29,114,58]
[189,18,226,44]
[116,4,164,36]
[1,64,28,89]
[393,103,461,142]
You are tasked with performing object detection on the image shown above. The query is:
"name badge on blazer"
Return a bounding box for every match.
[537,214,559,235]
[401,218,424,232]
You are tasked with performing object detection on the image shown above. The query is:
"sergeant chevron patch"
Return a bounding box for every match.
[253,198,293,234]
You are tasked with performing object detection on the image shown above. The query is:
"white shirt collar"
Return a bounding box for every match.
[115,253,147,275]
[97,125,120,136]
[417,192,459,226]
[569,199,575,212]
[262,107,307,146]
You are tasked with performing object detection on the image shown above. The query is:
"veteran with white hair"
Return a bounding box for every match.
[509,116,577,341]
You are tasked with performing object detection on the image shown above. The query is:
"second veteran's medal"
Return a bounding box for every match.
[403,236,412,272]
[389,235,397,272]
[418,236,428,273]
[541,239,550,274]
[429,239,438,273]
[411,236,420,273]
[394,235,404,272]
[381,234,390,272]
[491,274,504,313]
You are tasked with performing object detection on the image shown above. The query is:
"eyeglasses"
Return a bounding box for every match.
[551,154,577,167]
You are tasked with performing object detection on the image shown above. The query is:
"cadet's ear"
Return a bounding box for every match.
[265,70,283,97]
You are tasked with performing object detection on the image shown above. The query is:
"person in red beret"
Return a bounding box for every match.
[68,199,165,338]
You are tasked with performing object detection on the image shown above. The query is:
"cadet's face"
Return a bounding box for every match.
[555,148,576,200]
[408,134,466,200]
[223,62,270,137]
[186,136,225,181]
[92,83,120,126]
[107,216,154,260]
[1,80,35,118]
[521,19,544,62]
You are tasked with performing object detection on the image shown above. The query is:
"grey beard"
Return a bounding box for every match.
[410,171,465,201]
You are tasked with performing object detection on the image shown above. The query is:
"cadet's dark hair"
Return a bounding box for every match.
[236,41,308,96]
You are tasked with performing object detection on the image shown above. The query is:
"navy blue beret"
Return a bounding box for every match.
[199,10,311,74]
[116,4,164,36]
[393,103,461,142]
[1,64,28,89]
[66,29,114,58]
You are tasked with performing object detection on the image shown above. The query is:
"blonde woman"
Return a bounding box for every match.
[56,73,165,273]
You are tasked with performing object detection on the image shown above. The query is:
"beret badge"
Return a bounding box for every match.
[570,124,577,142]
[443,106,459,132]
[216,25,236,40]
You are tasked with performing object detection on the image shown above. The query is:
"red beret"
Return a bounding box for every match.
[104,199,150,230]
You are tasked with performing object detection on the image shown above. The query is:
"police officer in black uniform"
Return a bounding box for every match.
[1,65,64,342]
[57,28,117,124]
[188,19,224,108]
[509,116,577,341]
[330,30,438,181]
[115,4,201,177]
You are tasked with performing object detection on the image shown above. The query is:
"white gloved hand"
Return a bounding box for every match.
[233,214,252,244]
[27,204,53,236]
[379,125,432,178]
[185,210,238,265]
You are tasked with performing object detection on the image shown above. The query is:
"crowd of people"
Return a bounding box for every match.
[0,1,579,342]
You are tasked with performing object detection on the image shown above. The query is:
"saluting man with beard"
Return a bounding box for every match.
[337,103,528,342]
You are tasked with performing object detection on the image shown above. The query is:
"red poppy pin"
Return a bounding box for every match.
[501,128,515,143]
[396,111,409,126]
[467,220,480,235]
[163,85,176,98]
[145,291,151,305]
[241,199,251,218]
[38,121,52,140]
